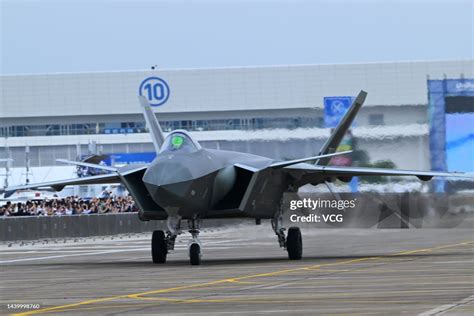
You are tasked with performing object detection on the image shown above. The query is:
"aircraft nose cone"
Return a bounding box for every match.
[143,161,193,187]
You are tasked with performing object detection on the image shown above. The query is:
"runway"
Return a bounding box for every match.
[1,225,473,315]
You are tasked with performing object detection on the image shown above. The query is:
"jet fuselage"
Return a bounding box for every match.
[142,147,278,219]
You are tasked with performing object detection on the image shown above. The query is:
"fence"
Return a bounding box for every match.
[0,213,166,241]
[0,213,246,242]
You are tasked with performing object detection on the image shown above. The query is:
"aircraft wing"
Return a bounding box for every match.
[269,151,352,169]
[5,160,149,193]
[5,173,121,193]
[283,163,472,184]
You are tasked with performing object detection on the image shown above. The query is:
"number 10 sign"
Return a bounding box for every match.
[139,77,170,106]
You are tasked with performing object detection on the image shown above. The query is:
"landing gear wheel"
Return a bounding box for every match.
[151,230,167,263]
[287,227,302,260]
[189,243,201,265]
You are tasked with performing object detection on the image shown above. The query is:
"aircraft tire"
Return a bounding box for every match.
[152,230,167,263]
[287,227,303,260]
[189,243,201,265]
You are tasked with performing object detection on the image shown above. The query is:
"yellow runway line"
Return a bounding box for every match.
[12,240,473,316]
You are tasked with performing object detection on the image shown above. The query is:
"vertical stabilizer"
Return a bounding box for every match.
[316,90,367,165]
[138,96,165,153]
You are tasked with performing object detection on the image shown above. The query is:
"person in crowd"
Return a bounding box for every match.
[1,194,137,217]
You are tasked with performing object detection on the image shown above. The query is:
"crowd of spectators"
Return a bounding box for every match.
[0,194,138,217]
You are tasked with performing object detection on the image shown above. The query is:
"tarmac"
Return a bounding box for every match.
[1,225,473,315]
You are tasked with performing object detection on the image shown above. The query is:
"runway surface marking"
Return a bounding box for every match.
[12,240,473,316]
[0,238,252,264]
[0,248,148,264]
[418,294,474,316]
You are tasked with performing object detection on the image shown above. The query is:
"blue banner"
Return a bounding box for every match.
[104,152,156,166]
[428,78,474,192]
[324,96,354,128]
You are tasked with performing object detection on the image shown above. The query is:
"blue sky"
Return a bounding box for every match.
[1,0,472,74]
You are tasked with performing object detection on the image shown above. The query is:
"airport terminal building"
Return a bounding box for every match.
[1,59,473,185]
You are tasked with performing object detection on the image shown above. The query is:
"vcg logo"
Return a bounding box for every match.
[139,77,170,106]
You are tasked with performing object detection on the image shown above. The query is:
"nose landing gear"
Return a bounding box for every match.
[189,242,201,265]
[188,218,202,265]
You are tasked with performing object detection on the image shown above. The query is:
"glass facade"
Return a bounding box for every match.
[0,116,323,138]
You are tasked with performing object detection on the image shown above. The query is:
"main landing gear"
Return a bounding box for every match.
[152,213,303,265]
[151,217,202,265]
[272,212,303,260]
[151,230,167,263]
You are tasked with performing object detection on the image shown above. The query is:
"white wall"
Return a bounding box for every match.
[2,60,472,119]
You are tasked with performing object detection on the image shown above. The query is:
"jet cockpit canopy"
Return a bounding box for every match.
[159,130,202,154]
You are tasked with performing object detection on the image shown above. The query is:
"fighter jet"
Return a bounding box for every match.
[7,91,470,265]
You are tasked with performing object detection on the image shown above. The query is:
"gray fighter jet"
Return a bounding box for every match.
[7,91,469,265]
